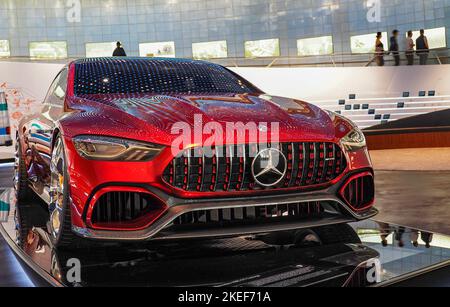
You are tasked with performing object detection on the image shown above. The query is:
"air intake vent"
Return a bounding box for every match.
[91,191,166,229]
[340,173,375,211]
[172,202,329,228]
[163,142,347,193]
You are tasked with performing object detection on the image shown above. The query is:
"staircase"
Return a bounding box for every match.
[310,91,450,129]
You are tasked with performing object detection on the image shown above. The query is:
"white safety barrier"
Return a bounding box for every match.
[0,199,9,222]
[0,91,12,146]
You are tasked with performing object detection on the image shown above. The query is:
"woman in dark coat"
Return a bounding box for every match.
[375,32,385,66]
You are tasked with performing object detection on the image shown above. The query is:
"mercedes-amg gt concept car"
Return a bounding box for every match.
[15,58,376,247]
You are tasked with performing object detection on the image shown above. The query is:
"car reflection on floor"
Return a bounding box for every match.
[1,188,450,287]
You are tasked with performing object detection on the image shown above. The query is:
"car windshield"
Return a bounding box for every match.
[74,58,261,95]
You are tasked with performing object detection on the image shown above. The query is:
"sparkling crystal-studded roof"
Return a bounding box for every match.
[74,57,259,96]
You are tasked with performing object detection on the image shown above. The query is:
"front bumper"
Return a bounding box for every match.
[72,169,377,241]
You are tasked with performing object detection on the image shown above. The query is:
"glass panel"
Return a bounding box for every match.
[0,40,10,57]
[350,32,388,54]
[245,38,280,58]
[410,27,447,50]
[297,36,333,56]
[139,41,176,58]
[29,41,68,59]
[192,41,228,59]
[86,42,117,57]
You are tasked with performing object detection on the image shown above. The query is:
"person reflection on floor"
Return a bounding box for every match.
[377,222,393,247]
[395,227,406,248]
[410,230,420,247]
[421,232,434,249]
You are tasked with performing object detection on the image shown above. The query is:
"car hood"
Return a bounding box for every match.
[70,93,341,145]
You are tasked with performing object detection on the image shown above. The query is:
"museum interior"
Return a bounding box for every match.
[0,0,450,289]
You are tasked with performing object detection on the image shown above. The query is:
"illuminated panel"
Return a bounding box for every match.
[245,38,280,58]
[350,32,388,54]
[192,40,228,59]
[139,41,176,58]
[410,27,447,49]
[0,40,10,57]
[297,36,333,56]
[86,42,117,57]
[29,41,67,59]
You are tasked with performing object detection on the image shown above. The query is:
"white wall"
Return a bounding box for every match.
[231,65,450,102]
[0,61,64,135]
[0,61,64,101]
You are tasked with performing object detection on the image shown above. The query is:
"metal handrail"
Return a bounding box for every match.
[208,48,449,68]
[0,48,448,67]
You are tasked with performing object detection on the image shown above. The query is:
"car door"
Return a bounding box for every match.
[25,68,68,199]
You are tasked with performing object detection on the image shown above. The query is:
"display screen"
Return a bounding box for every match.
[350,32,388,54]
[29,41,68,59]
[139,41,176,58]
[192,41,228,59]
[245,38,280,58]
[86,42,117,57]
[411,27,447,49]
[297,36,333,56]
[0,40,10,57]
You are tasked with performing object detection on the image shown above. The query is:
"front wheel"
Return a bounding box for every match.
[48,135,78,248]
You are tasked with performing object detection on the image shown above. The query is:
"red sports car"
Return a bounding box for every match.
[14,58,376,247]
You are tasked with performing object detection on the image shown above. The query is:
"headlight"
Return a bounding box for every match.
[341,128,367,152]
[73,135,165,162]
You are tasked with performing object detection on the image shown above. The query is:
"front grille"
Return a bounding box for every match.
[91,192,162,224]
[163,142,347,192]
[172,202,328,228]
[340,174,375,211]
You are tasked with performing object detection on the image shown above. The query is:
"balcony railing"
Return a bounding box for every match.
[0,48,449,67]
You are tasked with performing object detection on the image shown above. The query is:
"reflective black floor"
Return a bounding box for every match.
[1,188,450,287]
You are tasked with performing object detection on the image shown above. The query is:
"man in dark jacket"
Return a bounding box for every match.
[389,30,400,66]
[113,41,127,57]
[416,29,429,65]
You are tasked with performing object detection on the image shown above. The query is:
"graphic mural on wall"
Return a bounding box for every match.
[0,82,40,140]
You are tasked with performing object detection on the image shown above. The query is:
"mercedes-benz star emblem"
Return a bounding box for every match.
[252,148,288,187]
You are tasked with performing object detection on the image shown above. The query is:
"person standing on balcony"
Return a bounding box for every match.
[416,29,429,65]
[405,31,415,65]
[113,41,127,57]
[389,30,400,66]
[375,32,385,66]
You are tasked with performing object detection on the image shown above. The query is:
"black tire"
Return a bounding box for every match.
[48,135,79,249]
[14,138,32,202]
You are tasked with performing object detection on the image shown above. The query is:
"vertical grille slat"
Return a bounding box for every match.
[289,143,299,187]
[165,142,347,193]
[227,145,233,192]
[319,142,328,183]
[310,143,320,184]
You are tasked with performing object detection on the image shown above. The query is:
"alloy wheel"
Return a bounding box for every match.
[49,138,66,239]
